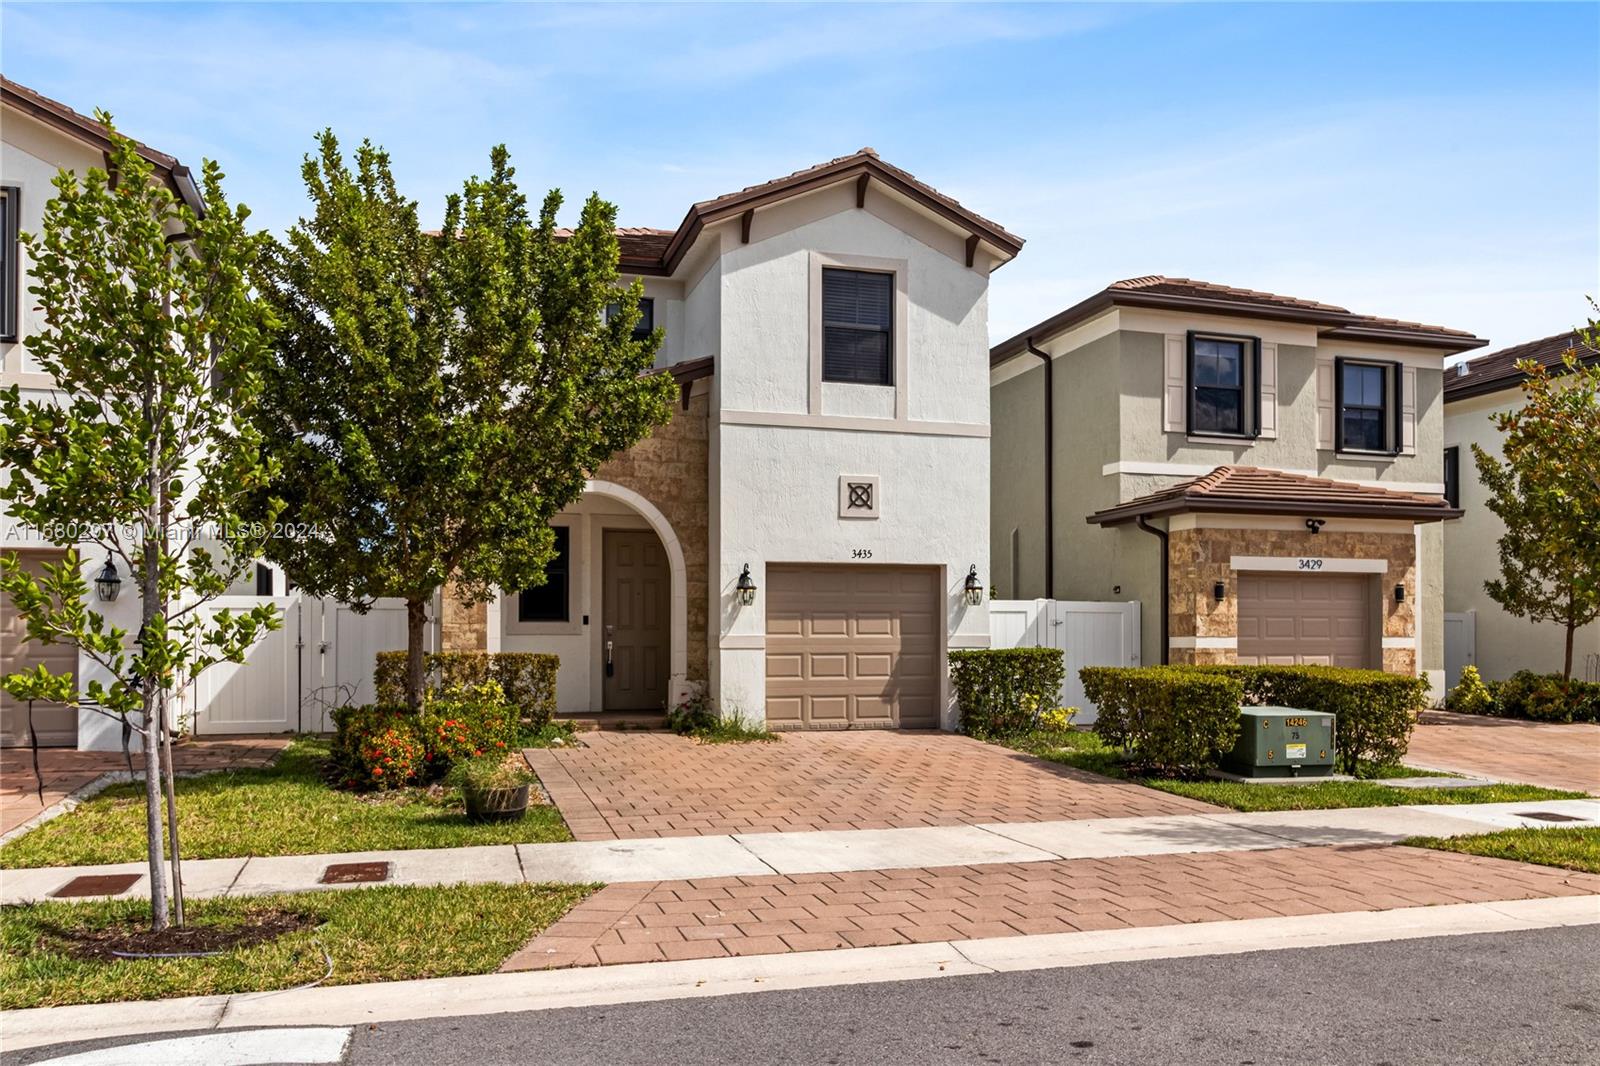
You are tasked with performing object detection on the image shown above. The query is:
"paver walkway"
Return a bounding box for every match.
[525,731,1219,841]
[1408,711,1600,794]
[0,735,288,836]
[501,843,1600,970]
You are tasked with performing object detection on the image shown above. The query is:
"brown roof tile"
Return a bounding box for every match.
[1087,465,1460,525]
[993,275,1487,364]
[1444,329,1597,402]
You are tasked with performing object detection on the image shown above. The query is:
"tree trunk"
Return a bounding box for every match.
[1564,620,1576,682]
[405,596,428,711]
[140,659,171,931]
[159,690,185,926]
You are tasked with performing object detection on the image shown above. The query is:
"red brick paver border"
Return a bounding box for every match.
[0,735,289,836]
[1408,711,1599,794]
[502,844,1600,971]
[524,731,1218,841]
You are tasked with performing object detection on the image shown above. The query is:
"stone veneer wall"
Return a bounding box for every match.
[439,588,489,652]
[1167,525,1417,674]
[593,382,711,686]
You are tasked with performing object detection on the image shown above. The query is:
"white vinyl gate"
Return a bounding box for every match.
[988,600,1141,724]
[1443,611,1476,689]
[183,595,427,736]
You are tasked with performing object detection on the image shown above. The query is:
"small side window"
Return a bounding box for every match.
[606,296,654,342]
[254,563,275,597]
[517,526,571,623]
[1444,445,1460,509]
[0,185,19,343]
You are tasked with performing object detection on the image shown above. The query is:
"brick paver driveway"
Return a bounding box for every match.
[525,731,1218,841]
[1407,711,1599,794]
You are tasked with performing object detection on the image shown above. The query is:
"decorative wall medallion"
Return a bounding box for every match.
[839,475,881,519]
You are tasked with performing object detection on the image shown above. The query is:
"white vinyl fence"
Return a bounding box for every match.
[988,599,1141,724]
[181,594,427,736]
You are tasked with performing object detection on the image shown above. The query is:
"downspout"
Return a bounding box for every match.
[1025,339,1054,597]
[1135,515,1169,665]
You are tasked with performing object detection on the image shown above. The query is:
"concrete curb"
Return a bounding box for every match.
[5,894,1596,1052]
[5,799,1598,905]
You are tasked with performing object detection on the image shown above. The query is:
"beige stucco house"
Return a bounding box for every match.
[1442,330,1600,684]
[989,277,1486,699]
[445,149,1023,730]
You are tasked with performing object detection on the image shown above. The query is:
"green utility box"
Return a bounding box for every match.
[1224,706,1336,778]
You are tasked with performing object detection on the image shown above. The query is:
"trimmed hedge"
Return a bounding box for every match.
[950,648,1067,738]
[374,651,558,729]
[1452,669,1600,724]
[1080,664,1429,778]
[1080,666,1243,776]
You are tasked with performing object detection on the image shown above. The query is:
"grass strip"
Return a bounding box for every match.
[1404,827,1600,875]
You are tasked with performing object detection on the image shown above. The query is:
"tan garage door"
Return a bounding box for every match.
[1237,572,1373,668]
[765,565,940,729]
[2,550,78,747]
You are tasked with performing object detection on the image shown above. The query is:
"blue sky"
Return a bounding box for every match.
[3,2,1596,352]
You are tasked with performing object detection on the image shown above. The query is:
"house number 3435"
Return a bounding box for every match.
[852,548,873,559]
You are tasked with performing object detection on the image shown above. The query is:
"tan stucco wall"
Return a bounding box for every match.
[1444,389,1600,681]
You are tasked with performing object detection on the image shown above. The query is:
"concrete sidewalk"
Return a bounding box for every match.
[5,799,1596,906]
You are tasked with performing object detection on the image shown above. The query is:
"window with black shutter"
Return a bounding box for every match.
[821,268,893,386]
[518,526,571,622]
[1444,445,1460,509]
[0,186,18,343]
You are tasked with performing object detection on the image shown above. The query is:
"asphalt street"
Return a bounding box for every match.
[9,926,1598,1066]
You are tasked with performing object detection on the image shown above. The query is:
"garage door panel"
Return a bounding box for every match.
[765,565,940,729]
[1237,572,1373,670]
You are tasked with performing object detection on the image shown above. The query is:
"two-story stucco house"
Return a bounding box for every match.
[1442,330,1600,684]
[0,77,218,749]
[446,149,1022,730]
[989,277,1485,699]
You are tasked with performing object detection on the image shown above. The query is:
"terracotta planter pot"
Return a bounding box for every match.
[463,783,530,823]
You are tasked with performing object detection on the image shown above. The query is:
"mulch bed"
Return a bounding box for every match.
[39,908,316,961]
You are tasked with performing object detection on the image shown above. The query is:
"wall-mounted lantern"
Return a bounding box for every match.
[94,557,122,602]
[1212,581,1226,602]
[736,564,758,607]
[1394,584,1406,603]
[963,565,984,607]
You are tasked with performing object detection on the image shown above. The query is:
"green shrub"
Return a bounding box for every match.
[1080,666,1243,776]
[418,680,519,769]
[665,692,718,735]
[1495,671,1600,723]
[666,694,777,743]
[949,648,1067,738]
[447,754,536,792]
[330,705,426,790]
[1194,664,1428,776]
[375,652,558,729]
[1447,665,1495,715]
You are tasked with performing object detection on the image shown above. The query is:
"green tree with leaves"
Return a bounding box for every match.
[252,134,673,708]
[1472,299,1600,680]
[0,121,280,930]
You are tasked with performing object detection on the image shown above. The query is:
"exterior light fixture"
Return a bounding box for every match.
[1213,581,1226,602]
[963,565,984,607]
[1394,584,1406,603]
[735,564,758,607]
[1304,518,1325,535]
[94,557,122,602]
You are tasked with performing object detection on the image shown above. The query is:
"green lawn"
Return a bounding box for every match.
[0,881,593,1010]
[1405,827,1600,875]
[0,737,571,869]
[1006,730,1584,812]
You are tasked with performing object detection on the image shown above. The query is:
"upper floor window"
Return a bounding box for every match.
[605,296,654,342]
[517,526,571,623]
[1186,332,1258,437]
[0,186,19,343]
[821,267,893,386]
[1336,358,1399,454]
[254,563,275,597]
[1443,445,1460,509]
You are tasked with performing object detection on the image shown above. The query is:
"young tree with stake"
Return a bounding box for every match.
[0,122,279,931]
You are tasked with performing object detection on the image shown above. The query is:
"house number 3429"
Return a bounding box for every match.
[851,548,873,560]
[1297,558,1324,571]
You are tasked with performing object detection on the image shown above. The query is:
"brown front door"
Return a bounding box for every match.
[602,530,670,711]
[765,564,940,729]
[1237,572,1373,668]
[2,550,78,747]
